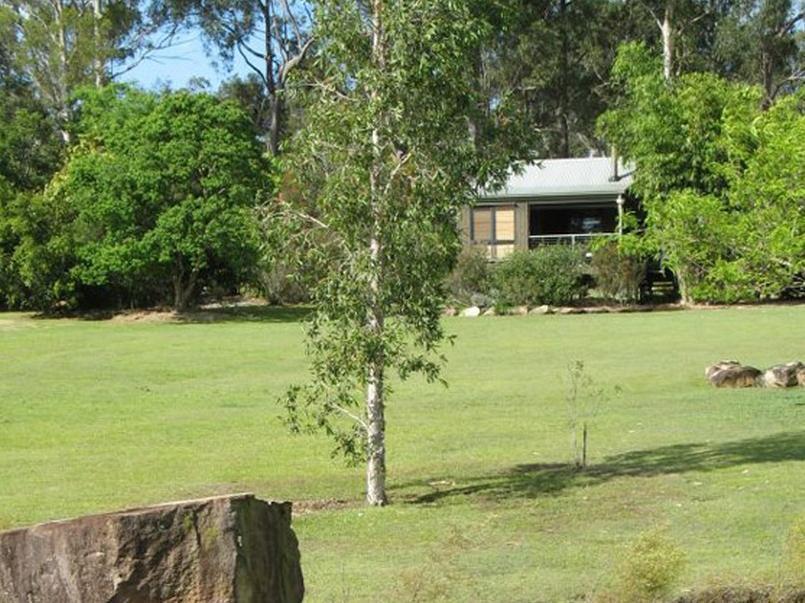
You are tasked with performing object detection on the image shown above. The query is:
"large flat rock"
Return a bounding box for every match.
[0,493,304,603]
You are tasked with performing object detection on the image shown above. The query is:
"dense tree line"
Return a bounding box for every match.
[600,42,804,303]
[0,0,802,312]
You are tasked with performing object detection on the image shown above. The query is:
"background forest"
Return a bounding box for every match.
[0,0,803,311]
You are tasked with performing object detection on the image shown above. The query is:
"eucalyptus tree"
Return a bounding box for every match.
[161,0,314,153]
[628,0,733,81]
[482,0,655,157]
[277,0,531,505]
[715,0,804,104]
[1,0,180,140]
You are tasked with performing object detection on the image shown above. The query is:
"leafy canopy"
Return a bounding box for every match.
[599,42,805,303]
[14,85,269,309]
[278,0,532,463]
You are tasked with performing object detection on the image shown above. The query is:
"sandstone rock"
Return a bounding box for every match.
[558,307,583,315]
[460,306,481,318]
[0,494,304,603]
[509,305,528,316]
[762,362,804,388]
[529,305,552,315]
[442,306,457,317]
[705,360,741,381]
[798,365,805,387]
[482,307,497,316]
[706,361,762,388]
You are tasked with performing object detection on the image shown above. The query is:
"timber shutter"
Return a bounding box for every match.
[471,205,515,259]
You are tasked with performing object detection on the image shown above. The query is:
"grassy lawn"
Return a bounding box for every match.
[1,305,804,601]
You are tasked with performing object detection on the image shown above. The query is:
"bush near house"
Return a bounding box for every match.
[494,246,587,306]
[447,246,492,304]
[599,43,805,304]
[591,240,647,303]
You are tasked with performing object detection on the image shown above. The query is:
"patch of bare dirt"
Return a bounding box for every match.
[109,310,179,323]
[292,499,354,517]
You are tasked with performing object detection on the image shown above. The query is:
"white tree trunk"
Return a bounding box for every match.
[93,0,103,88]
[365,0,387,507]
[55,0,71,142]
[365,323,387,506]
[661,2,674,82]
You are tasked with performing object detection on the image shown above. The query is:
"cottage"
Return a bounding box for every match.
[463,156,634,259]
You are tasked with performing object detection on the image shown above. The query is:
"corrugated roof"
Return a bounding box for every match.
[481,157,634,199]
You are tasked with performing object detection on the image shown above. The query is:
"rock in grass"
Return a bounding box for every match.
[0,494,304,603]
[482,307,497,316]
[705,360,740,380]
[673,585,805,602]
[706,361,762,388]
[529,305,552,315]
[460,306,481,318]
[509,305,529,316]
[762,362,805,388]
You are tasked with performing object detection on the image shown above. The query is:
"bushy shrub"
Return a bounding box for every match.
[781,515,805,586]
[447,246,492,303]
[600,46,805,304]
[15,87,268,311]
[591,240,647,303]
[609,528,686,603]
[257,260,311,305]
[494,246,587,306]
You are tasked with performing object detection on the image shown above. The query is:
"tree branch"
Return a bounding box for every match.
[278,36,314,82]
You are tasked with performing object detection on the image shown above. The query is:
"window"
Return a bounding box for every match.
[471,205,515,259]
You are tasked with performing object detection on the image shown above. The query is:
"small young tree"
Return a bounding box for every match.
[277,0,530,505]
[565,361,613,469]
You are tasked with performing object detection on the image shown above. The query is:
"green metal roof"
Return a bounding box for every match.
[481,157,634,199]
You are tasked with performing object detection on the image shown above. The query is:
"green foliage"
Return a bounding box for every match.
[609,528,687,603]
[3,0,174,136]
[599,44,805,303]
[14,85,268,310]
[0,72,62,309]
[591,239,647,303]
[714,0,804,104]
[276,0,532,479]
[494,246,587,306]
[447,246,492,304]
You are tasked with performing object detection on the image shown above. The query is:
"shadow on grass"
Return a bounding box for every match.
[403,430,805,505]
[172,305,312,324]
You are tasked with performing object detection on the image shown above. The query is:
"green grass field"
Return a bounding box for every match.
[1,305,804,601]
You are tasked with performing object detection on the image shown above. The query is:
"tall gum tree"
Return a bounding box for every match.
[277,0,531,506]
[158,0,314,153]
[3,0,181,141]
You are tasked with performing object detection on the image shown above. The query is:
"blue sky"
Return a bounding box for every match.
[120,32,252,90]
